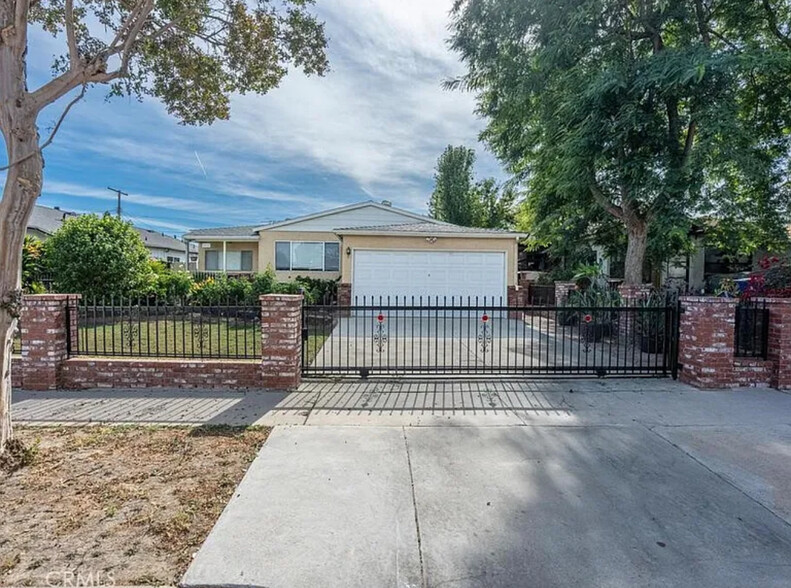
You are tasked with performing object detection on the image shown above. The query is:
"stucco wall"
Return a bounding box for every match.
[257,230,342,281]
[339,234,520,286]
[197,241,259,271]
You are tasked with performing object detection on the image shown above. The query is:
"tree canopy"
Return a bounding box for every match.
[429,144,516,229]
[449,0,791,284]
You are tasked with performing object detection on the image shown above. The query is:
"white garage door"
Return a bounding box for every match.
[352,250,507,305]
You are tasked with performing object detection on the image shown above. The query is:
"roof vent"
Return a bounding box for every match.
[381,200,392,207]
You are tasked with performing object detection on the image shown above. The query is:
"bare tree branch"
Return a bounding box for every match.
[0,85,87,172]
[65,0,79,67]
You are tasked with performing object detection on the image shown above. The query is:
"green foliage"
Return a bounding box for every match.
[450,0,791,274]
[21,235,47,293]
[31,0,329,126]
[46,214,152,297]
[429,145,478,226]
[429,145,517,229]
[572,263,608,291]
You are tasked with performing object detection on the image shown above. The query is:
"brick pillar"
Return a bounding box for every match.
[763,298,791,390]
[678,296,737,389]
[337,283,351,306]
[260,294,303,390]
[20,294,81,390]
[507,285,526,319]
[617,283,653,341]
[554,281,576,304]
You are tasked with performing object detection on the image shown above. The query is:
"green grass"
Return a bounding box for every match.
[76,319,260,359]
[75,320,328,363]
[303,334,328,366]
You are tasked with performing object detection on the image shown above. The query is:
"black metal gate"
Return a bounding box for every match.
[302,297,680,378]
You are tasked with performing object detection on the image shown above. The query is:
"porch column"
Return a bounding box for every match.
[222,240,227,272]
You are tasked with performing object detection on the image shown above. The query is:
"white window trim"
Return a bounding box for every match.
[275,241,340,272]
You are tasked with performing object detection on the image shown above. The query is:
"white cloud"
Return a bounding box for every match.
[27,0,504,225]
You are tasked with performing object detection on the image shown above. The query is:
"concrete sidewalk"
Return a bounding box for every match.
[178,381,791,588]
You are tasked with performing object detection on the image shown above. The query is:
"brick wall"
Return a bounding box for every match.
[554,281,576,304]
[12,293,306,392]
[61,358,262,389]
[678,297,738,389]
[762,298,791,389]
[678,296,790,390]
[260,294,303,390]
[18,294,80,390]
[337,283,351,306]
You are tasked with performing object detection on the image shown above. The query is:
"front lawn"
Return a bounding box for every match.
[0,426,269,585]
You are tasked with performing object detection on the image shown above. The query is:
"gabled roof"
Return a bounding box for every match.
[135,227,188,251]
[254,200,447,232]
[334,222,526,238]
[27,205,78,235]
[183,225,259,239]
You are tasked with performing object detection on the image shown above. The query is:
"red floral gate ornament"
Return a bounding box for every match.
[373,312,387,353]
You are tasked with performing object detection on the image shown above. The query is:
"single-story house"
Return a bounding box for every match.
[183,200,526,304]
[27,204,196,267]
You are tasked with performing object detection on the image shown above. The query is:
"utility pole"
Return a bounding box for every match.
[107,187,128,218]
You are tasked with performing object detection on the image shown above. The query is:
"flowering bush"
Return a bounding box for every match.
[743,255,791,298]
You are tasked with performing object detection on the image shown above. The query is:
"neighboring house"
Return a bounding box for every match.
[183,200,526,303]
[26,204,79,240]
[26,204,193,267]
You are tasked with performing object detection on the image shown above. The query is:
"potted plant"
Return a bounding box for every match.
[635,292,666,353]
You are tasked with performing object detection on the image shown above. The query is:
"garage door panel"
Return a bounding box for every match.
[352,250,506,305]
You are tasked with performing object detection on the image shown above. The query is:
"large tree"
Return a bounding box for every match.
[429,144,517,228]
[429,144,478,226]
[0,0,328,454]
[448,0,791,285]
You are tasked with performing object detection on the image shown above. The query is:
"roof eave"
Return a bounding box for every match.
[254,200,450,232]
[183,235,259,241]
[334,230,527,239]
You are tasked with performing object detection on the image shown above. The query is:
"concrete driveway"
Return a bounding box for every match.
[182,380,791,587]
[307,314,666,374]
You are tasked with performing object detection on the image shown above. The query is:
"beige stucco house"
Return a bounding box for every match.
[183,200,526,304]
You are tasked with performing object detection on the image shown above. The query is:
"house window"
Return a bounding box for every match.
[204,249,253,271]
[205,250,220,271]
[226,250,253,271]
[275,241,341,271]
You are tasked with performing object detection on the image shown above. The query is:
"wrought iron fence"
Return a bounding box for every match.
[72,297,261,359]
[734,300,769,359]
[302,296,679,378]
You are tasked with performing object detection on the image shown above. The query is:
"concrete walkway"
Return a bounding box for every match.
[13,381,791,587]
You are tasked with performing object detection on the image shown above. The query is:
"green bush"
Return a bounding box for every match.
[21,235,47,293]
[46,214,151,298]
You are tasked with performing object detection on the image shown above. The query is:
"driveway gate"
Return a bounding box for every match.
[301,297,680,378]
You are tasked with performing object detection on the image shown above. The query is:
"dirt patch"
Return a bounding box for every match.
[0,425,270,586]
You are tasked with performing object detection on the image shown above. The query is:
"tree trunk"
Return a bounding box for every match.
[623,220,648,286]
[0,2,44,454]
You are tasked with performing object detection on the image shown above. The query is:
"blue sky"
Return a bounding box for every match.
[14,0,504,237]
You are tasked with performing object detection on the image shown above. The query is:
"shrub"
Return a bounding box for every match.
[744,255,791,298]
[21,235,47,293]
[46,214,151,297]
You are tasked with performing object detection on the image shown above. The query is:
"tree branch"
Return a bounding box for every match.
[65,0,79,67]
[0,85,86,172]
[682,120,697,166]
[13,0,29,50]
[589,178,624,220]
[693,0,711,47]
[762,0,791,50]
